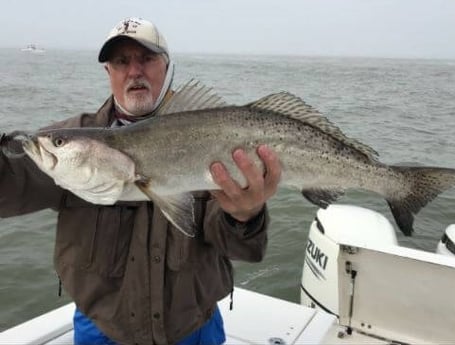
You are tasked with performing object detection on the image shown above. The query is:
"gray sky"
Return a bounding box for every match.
[2,0,455,59]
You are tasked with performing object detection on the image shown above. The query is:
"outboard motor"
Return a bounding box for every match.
[300,205,455,344]
[300,204,398,315]
[436,224,455,257]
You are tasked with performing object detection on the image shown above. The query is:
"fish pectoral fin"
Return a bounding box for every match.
[158,193,197,237]
[134,180,196,237]
[301,188,345,208]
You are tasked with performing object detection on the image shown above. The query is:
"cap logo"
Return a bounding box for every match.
[117,19,142,35]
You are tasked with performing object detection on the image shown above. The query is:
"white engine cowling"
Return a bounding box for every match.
[300,204,398,315]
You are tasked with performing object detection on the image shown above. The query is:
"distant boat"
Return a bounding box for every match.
[20,44,45,54]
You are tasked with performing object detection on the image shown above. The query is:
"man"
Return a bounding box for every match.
[0,17,281,344]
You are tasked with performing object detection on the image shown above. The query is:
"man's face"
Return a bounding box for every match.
[105,39,167,116]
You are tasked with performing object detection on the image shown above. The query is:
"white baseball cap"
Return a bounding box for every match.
[98,17,169,62]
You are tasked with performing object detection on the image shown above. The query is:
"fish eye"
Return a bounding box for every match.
[53,137,65,147]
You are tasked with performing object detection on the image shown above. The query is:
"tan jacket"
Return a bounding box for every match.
[0,97,269,344]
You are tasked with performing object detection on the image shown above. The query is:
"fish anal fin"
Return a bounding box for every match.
[301,188,345,209]
[134,180,196,237]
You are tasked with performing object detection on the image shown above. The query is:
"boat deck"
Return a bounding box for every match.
[1,287,340,345]
[1,286,401,345]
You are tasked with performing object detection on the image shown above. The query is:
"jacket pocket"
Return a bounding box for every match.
[165,226,194,271]
[55,194,135,278]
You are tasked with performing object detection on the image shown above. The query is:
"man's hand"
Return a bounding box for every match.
[210,144,281,222]
[0,131,27,158]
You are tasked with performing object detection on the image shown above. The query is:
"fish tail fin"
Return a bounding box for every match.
[387,166,455,236]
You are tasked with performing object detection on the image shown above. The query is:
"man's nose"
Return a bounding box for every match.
[126,58,145,76]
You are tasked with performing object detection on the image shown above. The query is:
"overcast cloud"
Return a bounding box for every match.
[2,0,454,59]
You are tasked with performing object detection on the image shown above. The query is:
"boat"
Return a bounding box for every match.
[20,44,45,54]
[1,204,454,344]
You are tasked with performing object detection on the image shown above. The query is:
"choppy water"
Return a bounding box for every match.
[1,49,454,330]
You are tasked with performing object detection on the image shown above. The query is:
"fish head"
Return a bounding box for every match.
[22,130,138,204]
[23,132,88,177]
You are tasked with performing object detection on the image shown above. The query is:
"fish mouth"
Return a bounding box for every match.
[23,136,58,170]
[22,137,39,156]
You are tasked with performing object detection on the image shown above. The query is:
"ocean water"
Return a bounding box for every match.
[0,49,454,330]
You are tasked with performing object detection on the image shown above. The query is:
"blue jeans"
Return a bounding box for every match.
[74,306,226,345]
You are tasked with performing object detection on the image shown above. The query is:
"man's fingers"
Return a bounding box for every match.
[257,145,281,197]
[210,145,282,222]
[210,161,242,193]
[231,149,263,191]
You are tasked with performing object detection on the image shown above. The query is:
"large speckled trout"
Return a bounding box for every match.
[7,81,455,236]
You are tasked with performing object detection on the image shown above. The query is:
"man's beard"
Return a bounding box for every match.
[123,78,155,116]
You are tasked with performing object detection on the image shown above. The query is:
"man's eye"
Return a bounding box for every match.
[112,57,129,65]
[143,54,159,63]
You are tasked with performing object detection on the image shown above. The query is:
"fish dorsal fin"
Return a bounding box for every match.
[248,92,379,160]
[156,79,228,115]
